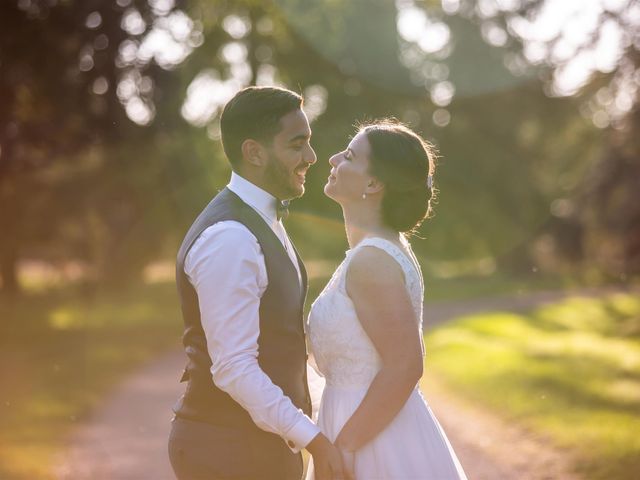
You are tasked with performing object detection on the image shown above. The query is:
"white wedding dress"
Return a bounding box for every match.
[306,237,467,480]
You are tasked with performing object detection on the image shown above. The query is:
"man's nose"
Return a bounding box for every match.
[305,146,317,165]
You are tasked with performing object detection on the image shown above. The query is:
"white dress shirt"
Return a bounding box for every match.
[184,172,319,452]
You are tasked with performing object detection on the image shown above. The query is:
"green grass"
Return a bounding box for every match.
[424,291,640,480]
[423,271,569,302]
[0,282,182,479]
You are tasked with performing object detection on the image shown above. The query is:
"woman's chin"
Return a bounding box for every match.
[323,189,343,207]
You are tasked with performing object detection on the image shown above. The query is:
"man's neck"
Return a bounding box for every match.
[231,171,275,198]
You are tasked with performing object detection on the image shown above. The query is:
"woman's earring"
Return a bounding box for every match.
[362,193,367,200]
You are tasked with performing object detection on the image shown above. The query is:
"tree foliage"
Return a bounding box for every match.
[1,0,638,297]
[0,0,197,293]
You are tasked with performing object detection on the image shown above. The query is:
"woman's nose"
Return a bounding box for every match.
[329,153,339,166]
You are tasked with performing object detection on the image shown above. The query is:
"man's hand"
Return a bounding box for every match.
[306,433,351,480]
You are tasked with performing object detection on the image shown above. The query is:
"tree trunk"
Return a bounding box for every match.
[247,6,261,86]
[0,172,21,297]
[0,245,20,296]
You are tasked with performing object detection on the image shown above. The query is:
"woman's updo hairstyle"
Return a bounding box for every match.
[360,119,437,234]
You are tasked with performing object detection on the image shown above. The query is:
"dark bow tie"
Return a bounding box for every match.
[276,200,290,221]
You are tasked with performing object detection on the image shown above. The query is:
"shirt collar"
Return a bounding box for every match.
[227,172,278,222]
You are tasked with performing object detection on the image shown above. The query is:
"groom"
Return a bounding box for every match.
[169,86,345,480]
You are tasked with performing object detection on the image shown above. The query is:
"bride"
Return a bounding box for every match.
[307,120,467,480]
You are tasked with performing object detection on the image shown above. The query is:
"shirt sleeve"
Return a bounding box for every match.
[184,221,320,451]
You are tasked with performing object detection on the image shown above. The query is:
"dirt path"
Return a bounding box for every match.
[54,351,185,480]
[54,288,617,479]
[422,376,579,480]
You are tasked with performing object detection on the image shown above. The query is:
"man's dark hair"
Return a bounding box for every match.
[220,86,303,168]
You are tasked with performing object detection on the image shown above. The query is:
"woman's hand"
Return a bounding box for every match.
[335,431,357,479]
[308,433,349,480]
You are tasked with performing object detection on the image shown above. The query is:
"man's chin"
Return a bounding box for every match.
[287,183,305,199]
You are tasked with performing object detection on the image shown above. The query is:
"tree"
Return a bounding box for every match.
[0,0,201,294]
[449,0,640,276]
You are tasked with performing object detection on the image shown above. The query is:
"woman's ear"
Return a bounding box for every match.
[366,178,384,195]
[241,139,267,167]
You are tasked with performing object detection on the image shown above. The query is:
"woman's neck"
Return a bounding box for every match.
[342,204,400,249]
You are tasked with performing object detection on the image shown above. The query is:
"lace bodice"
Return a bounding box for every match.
[307,237,425,389]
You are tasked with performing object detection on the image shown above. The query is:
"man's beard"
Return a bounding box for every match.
[264,152,302,200]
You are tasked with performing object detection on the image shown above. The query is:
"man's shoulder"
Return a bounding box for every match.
[201,220,256,240]
[195,221,259,252]
[184,221,261,274]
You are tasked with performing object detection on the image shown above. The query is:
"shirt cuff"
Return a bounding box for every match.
[283,415,321,453]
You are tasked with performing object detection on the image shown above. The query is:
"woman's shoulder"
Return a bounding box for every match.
[346,241,406,288]
[354,237,414,267]
[350,236,422,288]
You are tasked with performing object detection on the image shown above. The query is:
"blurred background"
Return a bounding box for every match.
[1,0,639,479]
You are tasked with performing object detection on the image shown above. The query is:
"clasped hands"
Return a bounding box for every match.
[307,432,356,480]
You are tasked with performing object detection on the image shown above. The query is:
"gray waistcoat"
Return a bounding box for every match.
[173,188,311,427]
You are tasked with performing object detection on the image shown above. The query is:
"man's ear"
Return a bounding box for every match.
[366,178,384,195]
[241,139,267,167]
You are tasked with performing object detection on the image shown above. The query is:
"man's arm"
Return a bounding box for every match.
[185,221,318,451]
